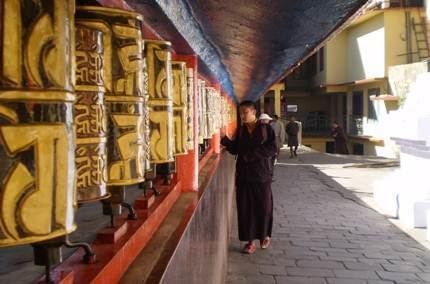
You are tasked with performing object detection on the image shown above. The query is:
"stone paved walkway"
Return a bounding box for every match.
[226,148,430,284]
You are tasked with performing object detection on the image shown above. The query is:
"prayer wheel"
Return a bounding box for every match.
[213,91,222,132]
[76,6,146,187]
[74,24,110,203]
[145,40,175,164]
[139,54,159,196]
[0,0,76,247]
[198,79,207,144]
[205,87,216,138]
[171,61,188,155]
[186,68,195,150]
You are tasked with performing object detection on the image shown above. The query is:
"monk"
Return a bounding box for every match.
[331,121,349,154]
[221,100,277,254]
[286,115,299,158]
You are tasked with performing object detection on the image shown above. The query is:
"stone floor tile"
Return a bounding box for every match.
[226,275,276,284]
[296,259,344,269]
[381,263,423,273]
[376,271,422,282]
[343,261,382,271]
[275,276,327,284]
[258,264,287,275]
[417,272,430,281]
[286,267,335,277]
[333,270,379,279]
[327,278,366,284]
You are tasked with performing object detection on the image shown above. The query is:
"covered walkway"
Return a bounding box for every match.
[226,148,430,284]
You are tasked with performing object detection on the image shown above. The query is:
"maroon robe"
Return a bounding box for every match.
[331,126,349,154]
[221,121,277,241]
[286,121,299,147]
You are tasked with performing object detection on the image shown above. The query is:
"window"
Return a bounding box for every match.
[292,64,309,80]
[309,53,317,77]
[287,105,298,112]
[352,91,364,116]
[319,47,324,72]
[352,143,364,155]
[368,88,380,120]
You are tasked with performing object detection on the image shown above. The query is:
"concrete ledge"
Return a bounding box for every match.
[348,135,385,145]
[391,137,427,147]
[160,152,236,283]
[400,145,430,159]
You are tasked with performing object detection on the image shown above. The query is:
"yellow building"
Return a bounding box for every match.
[262,2,428,156]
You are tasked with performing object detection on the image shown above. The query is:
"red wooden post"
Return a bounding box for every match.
[173,54,199,192]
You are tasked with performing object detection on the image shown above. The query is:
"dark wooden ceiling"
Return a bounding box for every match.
[127,0,369,102]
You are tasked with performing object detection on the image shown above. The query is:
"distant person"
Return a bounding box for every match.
[270,114,286,163]
[221,101,277,254]
[258,113,272,125]
[286,115,299,158]
[259,113,276,176]
[330,121,349,154]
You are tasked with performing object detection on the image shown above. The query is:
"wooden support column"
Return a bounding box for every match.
[270,83,284,117]
[173,54,199,192]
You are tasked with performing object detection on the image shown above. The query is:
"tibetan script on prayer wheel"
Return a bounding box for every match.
[145,40,174,164]
[74,24,110,203]
[0,0,76,247]
[76,6,146,186]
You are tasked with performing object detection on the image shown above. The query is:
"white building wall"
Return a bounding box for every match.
[347,14,385,81]
[375,70,430,228]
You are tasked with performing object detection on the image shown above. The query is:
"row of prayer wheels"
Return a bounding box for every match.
[0,1,234,249]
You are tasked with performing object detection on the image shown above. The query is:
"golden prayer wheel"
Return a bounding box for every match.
[76,6,146,186]
[186,68,195,150]
[145,40,174,164]
[213,91,222,132]
[205,87,216,138]
[140,58,160,195]
[198,79,207,144]
[171,61,188,155]
[74,24,110,203]
[0,0,76,247]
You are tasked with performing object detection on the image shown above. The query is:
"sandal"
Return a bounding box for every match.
[260,237,271,249]
[242,242,256,254]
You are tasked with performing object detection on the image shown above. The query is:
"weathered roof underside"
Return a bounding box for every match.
[130,0,369,102]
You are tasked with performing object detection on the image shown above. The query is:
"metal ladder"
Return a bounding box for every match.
[412,8,430,60]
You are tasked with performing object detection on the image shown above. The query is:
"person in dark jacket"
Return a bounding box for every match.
[330,121,349,154]
[286,115,299,158]
[221,100,277,254]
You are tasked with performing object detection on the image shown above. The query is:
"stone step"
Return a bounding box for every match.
[391,137,427,147]
[401,145,430,159]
